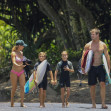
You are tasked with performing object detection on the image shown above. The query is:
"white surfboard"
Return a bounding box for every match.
[102,54,111,84]
[79,50,93,74]
[24,60,47,94]
[35,60,48,84]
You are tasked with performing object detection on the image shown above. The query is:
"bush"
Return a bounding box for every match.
[36,40,83,67]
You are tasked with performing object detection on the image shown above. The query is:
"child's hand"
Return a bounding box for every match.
[64,66,69,71]
[54,80,57,85]
[51,80,54,85]
[33,71,36,80]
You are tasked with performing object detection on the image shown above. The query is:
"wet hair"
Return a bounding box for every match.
[90,28,100,35]
[38,52,47,57]
[12,46,19,52]
[61,51,68,55]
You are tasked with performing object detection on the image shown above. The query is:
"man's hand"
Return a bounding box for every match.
[81,68,86,74]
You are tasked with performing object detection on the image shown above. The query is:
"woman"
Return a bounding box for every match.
[10,40,27,107]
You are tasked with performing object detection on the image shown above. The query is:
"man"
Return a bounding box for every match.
[54,51,74,108]
[81,28,110,109]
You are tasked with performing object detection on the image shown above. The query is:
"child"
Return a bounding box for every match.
[54,51,74,108]
[33,52,54,108]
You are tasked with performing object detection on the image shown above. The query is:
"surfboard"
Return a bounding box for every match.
[24,60,48,94]
[24,74,36,94]
[102,54,111,85]
[35,60,48,84]
[79,50,93,74]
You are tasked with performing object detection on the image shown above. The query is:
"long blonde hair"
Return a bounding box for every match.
[12,46,19,52]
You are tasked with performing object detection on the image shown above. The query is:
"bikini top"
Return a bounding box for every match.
[15,55,25,62]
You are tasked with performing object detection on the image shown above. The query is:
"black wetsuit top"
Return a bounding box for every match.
[56,60,74,87]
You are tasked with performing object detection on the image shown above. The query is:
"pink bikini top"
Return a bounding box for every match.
[15,55,25,62]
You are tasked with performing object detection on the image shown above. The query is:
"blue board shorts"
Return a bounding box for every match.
[88,65,106,85]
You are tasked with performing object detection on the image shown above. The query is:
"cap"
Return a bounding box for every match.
[16,40,27,47]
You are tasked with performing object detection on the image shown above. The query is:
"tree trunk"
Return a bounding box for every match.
[66,0,95,31]
[37,0,69,49]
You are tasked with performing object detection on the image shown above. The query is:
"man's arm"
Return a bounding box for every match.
[104,44,110,73]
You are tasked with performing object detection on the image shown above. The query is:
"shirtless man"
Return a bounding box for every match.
[81,28,110,109]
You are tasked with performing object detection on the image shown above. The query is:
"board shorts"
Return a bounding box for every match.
[88,65,106,85]
[59,76,70,88]
[38,80,47,90]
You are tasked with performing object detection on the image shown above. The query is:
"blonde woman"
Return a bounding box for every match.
[10,40,27,107]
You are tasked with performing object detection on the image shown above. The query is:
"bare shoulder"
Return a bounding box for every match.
[84,41,91,50]
[100,41,107,48]
[11,51,16,56]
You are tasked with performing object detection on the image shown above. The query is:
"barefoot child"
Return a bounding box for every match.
[54,51,74,108]
[33,52,54,108]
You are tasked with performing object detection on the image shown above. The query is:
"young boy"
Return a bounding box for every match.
[33,52,54,108]
[54,51,74,108]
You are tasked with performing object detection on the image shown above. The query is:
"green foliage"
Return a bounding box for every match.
[35,40,62,65]
[46,40,62,65]
[104,39,110,54]
[68,48,83,61]
[36,40,83,68]
[0,21,18,68]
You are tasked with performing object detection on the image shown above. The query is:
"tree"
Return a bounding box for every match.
[0,0,110,51]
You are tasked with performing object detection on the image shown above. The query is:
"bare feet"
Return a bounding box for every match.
[43,104,45,107]
[92,104,96,108]
[21,104,27,107]
[11,102,14,107]
[39,105,44,108]
[11,104,14,107]
[11,100,14,107]
[65,99,69,107]
[92,106,96,108]
[62,104,65,108]
[102,105,108,109]
[91,102,96,108]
